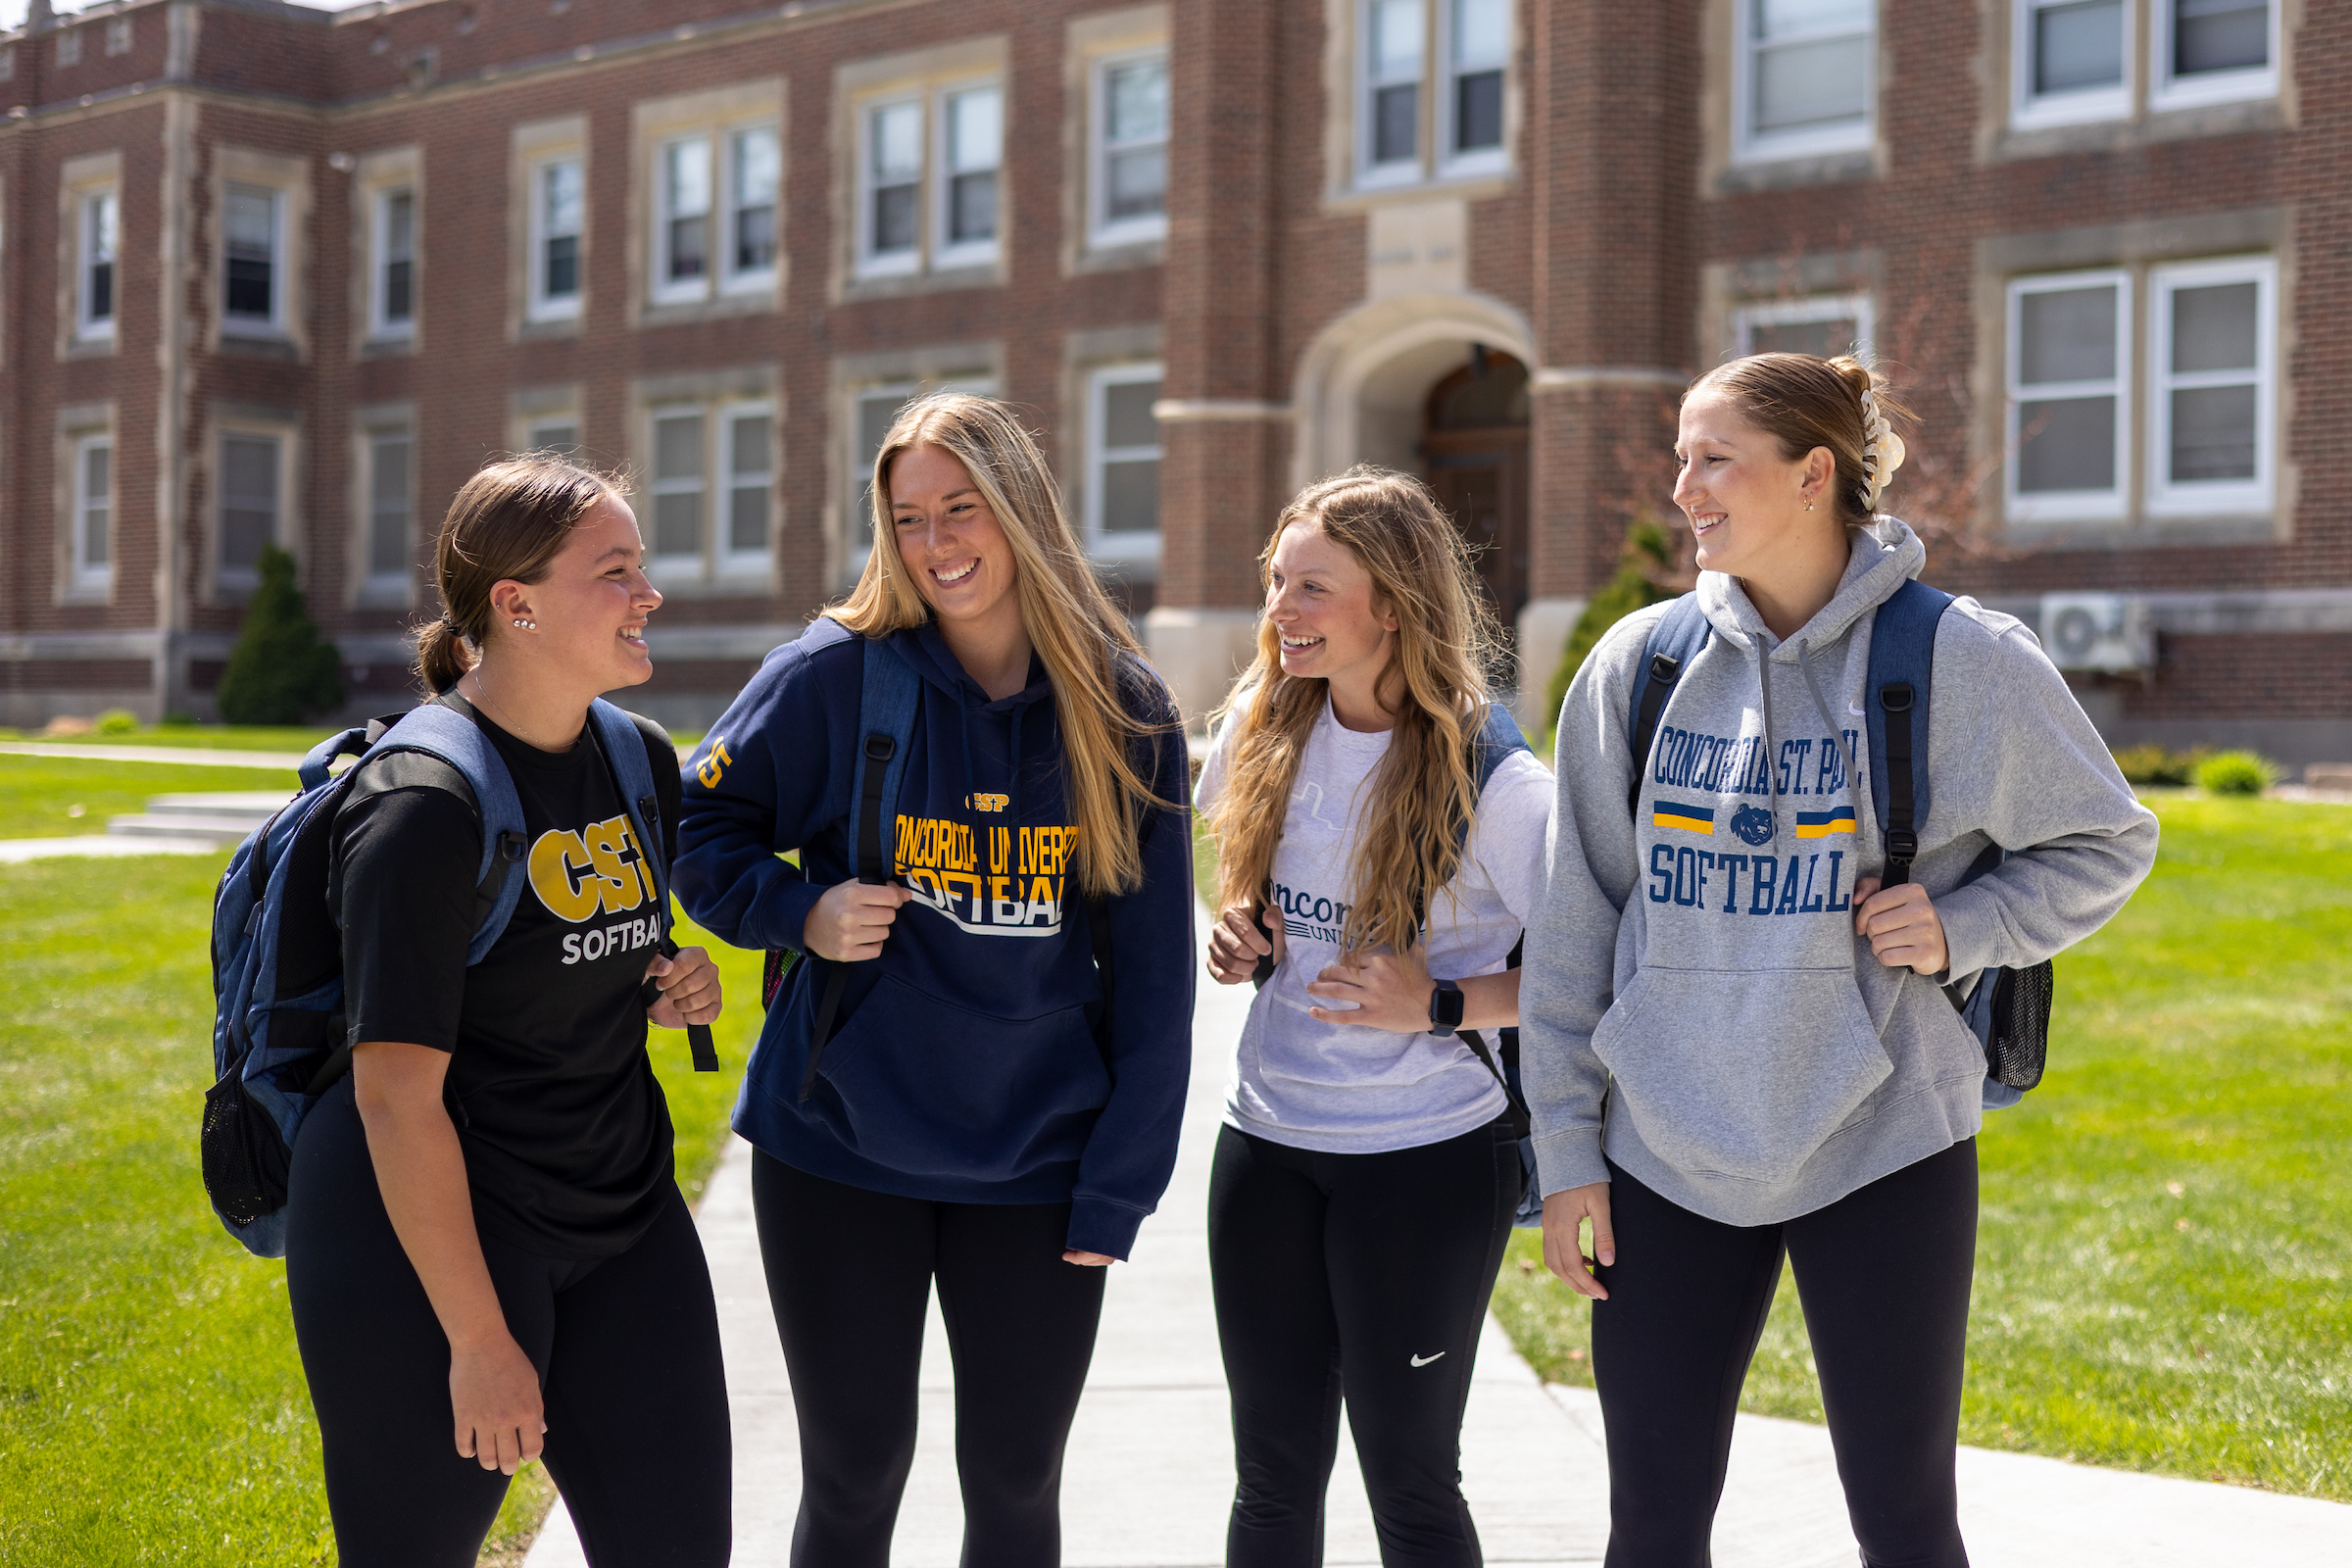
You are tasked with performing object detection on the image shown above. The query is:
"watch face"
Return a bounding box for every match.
[1435,984,1466,1030]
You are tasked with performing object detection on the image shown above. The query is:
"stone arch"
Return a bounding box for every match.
[1287,291,1541,489]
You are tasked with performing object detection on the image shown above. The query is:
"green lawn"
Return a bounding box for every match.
[0,845,759,1566]
[0,756,302,837]
[1491,796,2352,1499]
[0,724,336,753]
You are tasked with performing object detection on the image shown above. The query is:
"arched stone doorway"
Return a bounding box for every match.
[1420,349,1530,630]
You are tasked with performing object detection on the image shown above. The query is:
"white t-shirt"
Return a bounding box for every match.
[1197,697,1555,1154]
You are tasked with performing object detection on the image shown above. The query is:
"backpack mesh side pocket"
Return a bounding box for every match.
[201,1071,292,1229]
[1986,959,2054,1091]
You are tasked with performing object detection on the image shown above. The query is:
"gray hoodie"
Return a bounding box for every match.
[1522,519,2158,1226]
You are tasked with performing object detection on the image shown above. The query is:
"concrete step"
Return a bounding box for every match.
[107,812,270,844]
[142,791,295,819]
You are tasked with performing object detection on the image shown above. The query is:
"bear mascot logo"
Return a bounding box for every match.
[1730,804,1776,847]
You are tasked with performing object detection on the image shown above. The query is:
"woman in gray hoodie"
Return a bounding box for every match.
[1522,353,2158,1566]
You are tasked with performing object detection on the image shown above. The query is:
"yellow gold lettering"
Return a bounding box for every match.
[526,828,603,923]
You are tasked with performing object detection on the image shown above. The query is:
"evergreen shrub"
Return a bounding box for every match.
[1544,516,1680,725]
[216,544,345,725]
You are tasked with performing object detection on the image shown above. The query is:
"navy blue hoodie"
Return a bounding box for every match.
[674,618,1195,1259]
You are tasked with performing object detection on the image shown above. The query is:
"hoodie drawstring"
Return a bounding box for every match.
[1796,638,1861,799]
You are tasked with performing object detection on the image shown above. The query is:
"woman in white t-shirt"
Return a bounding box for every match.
[1198,466,1553,1567]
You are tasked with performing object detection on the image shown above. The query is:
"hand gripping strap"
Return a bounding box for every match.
[366,703,530,965]
[800,635,923,1102]
[1627,594,1714,814]
[1864,579,1955,887]
[586,701,718,1073]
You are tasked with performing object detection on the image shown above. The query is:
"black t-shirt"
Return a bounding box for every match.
[331,693,683,1259]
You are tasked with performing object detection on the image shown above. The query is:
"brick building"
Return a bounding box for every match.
[3,0,2346,771]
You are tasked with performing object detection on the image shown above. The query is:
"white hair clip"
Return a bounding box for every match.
[1858,385,1907,513]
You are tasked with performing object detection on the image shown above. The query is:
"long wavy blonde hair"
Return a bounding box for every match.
[1207,467,1503,956]
[831,392,1172,896]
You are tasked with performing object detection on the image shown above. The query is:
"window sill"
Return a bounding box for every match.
[1991,97,2285,164]
[519,311,584,341]
[643,570,778,601]
[1072,235,1164,275]
[639,290,779,329]
[1713,146,1878,197]
[59,579,114,606]
[361,334,416,360]
[65,333,119,359]
[1322,169,1512,216]
[1999,513,2284,550]
[218,331,300,362]
[839,262,1004,304]
[355,578,415,610]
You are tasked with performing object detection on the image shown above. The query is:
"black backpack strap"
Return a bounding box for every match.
[800,731,898,1102]
[1626,595,1712,815]
[1864,579,1955,889]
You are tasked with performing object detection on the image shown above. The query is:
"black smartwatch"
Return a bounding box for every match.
[1427,977,1464,1038]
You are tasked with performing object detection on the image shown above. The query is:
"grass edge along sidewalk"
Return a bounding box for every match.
[0,847,757,1568]
[1494,794,2352,1502]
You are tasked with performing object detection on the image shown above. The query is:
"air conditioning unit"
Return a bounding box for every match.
[2039,593,2152,672]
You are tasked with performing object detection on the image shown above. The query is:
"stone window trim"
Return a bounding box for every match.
[57,151,122,360]
[1062,7,1170,274]
[1082,360,1165,577]
[1991,0,2291,154]
[1730,291,1876,361]
[349,146,421,353]
[209,147,311,356]
[352,403,418,610]
[1323,0,1519,207]
[511,384,587,461]
[511,117,588,338]
[55,403,118,606]
[1731,0,1878,168]
[629,80,786,327]
[624,368,783,598]
[832,36,1010,303]
[829,344,1004,584]
[206,408,302,605]
[1975,209,2292,547]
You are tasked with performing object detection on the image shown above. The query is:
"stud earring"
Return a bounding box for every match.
[513,618,537,629]
[1803,501,1815,513]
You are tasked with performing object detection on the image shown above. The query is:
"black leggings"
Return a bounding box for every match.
[284,1077,730,1568]
[1206,1119,1521,1568]
[1592,1140,1979,1568]
[751,1151,1108,1568]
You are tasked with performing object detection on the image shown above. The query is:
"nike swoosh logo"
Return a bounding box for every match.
[1847,702,1867,716]
[1409,1351,1446,1367]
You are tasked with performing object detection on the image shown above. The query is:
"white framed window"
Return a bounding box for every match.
[221,182,283,332]
[727,125,781,289]
[2005,270,2132,523]
[529,157,584,321]
[720,403,776,575]
[1359,0,1426,186]
[371,185,416,340]
[105,17,132,56]
[1085,364,1163,569]
[1732,292,1874,360]
[1440,0,1509,176]
[859,99,924,277]
[56,27,81,68]
[2150,0,2275,112]
[528,417,580,455]
[649,408,709,571]
[936,85,1002,269]
[218,431,284,591]
[73,434,114,591]
[2147,255,2274,517]
[1735,0,1876,165]
[78,189,119,341]
[1091,50,1168,249]
[655,137,714,304]
[2013,0,2132,128]
[364,427,415,598]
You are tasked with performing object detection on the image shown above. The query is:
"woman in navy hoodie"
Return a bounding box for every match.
[675,392,1194,1566]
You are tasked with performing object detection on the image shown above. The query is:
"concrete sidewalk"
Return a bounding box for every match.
[0,740,307,769]
[528,906,2352,1566]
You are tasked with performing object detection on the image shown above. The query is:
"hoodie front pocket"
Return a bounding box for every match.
[1592,965,1890,1187]
[809,973,1108,1183]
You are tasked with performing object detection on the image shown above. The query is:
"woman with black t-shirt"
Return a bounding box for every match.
[283,456,730,1568]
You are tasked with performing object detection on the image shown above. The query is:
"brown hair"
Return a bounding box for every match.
[415,453,619,693]
[831,392,1174,897]
[1687,353,1914,530]
[1206,466,1508,957]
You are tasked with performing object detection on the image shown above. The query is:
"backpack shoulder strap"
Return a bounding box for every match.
[801,633,923,1102]
[586,700,719,1072]
[368,703,529,964]
[1469,701,1533,796]
[1627,593,1712,814]
[1864,578,1956,886]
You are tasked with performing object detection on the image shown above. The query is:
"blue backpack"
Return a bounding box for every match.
[200,699,710,1258]
[1628,580,2054,1109]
